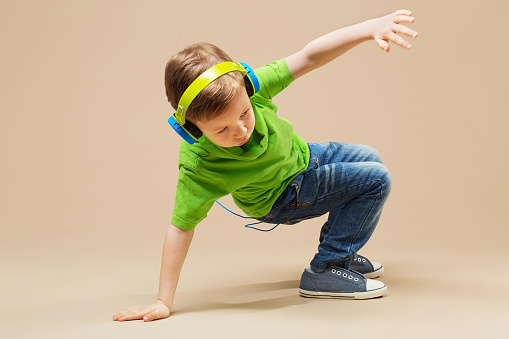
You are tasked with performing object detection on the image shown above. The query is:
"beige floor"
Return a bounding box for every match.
[1,1,509,338]
[2,209,509,339]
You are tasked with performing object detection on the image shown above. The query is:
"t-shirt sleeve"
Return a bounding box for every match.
[171,165,230,230]
[254,58,295,100]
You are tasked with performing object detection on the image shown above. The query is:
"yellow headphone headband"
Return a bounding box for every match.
[175,62,247,125]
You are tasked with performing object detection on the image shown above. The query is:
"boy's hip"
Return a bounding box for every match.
[256,142,388,225]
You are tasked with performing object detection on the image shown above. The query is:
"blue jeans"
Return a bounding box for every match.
[256,142,392,272]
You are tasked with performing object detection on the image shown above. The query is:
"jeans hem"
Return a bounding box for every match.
[310,257,353,271]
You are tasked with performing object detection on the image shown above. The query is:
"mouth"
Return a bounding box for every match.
[238,136,250,146]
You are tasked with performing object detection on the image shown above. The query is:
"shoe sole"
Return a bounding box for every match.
[299,285,387,299]
[363,266,384,279]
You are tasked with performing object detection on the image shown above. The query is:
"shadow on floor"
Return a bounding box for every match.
[170,279,309,315]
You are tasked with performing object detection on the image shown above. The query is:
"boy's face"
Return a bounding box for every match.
[194,89,255,148]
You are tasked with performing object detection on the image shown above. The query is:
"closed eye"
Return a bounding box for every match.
[216,109,249,134]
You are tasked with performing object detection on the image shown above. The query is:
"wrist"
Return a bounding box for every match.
[358,19,376,41]
[156,298,171,310]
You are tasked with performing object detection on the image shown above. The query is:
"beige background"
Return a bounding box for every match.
[1,0,508,338]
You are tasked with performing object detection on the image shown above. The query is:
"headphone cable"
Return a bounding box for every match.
[214,200,280,232]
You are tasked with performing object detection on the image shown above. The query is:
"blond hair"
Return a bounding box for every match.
[164,43,244,122]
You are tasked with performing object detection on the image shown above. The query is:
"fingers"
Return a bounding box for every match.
[395,9,412,16]
[375,38,390,52]
[113,303,170,322]
[113,305,154,322]
[394,24,419,39]
[113,308,146,322]
[393,14,415,24]
[385,9,418,50]
[388,31,412,49]
[143,309,163,322]
[392,9,417,36]
[393,9,413,23]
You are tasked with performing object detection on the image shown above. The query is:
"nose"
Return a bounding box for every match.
[233,121,247,138]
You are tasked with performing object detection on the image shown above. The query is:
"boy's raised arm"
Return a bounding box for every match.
[286,9,418,79]
[113,224,194,322]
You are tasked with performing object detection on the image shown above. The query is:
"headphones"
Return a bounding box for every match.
[168,62,260,144]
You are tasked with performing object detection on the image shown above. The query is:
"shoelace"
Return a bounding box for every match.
[331,268,359,282]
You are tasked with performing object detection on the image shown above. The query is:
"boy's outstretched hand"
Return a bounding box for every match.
[370,9,418,52]
[113,300,171,322]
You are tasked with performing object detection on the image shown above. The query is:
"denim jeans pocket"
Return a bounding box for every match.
[274,181,300,210]
[283,214,323,225]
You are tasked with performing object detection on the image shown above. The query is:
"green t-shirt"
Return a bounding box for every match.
[171,58,310,230]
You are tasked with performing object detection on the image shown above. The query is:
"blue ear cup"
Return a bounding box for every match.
[239,62,260,96]
[168,115,201,144]
[169,62,259,144]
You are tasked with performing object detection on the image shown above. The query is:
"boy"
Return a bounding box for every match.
[114,9,418,322]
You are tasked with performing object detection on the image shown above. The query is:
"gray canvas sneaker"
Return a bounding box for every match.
[299,266,387,299]
[349,254,384,279]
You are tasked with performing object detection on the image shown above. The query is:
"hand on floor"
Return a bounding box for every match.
[113,300,171,322]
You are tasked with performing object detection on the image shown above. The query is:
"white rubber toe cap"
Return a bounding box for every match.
[366,278,386,292]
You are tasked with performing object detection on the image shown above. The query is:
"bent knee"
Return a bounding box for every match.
[364,145,383,164]
[372,162,392,194]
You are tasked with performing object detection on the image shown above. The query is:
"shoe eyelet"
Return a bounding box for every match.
[343,273,347,277]
[348,276,353,279]
[337,271,341,275]
[331,269,336,274]
[362,259,366,262]
[354,278,359,281]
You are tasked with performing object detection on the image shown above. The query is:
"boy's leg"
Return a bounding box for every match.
[308,142,384,165]
[256,142,391,271]
[305,142,391,271]
[256,142,391,298]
